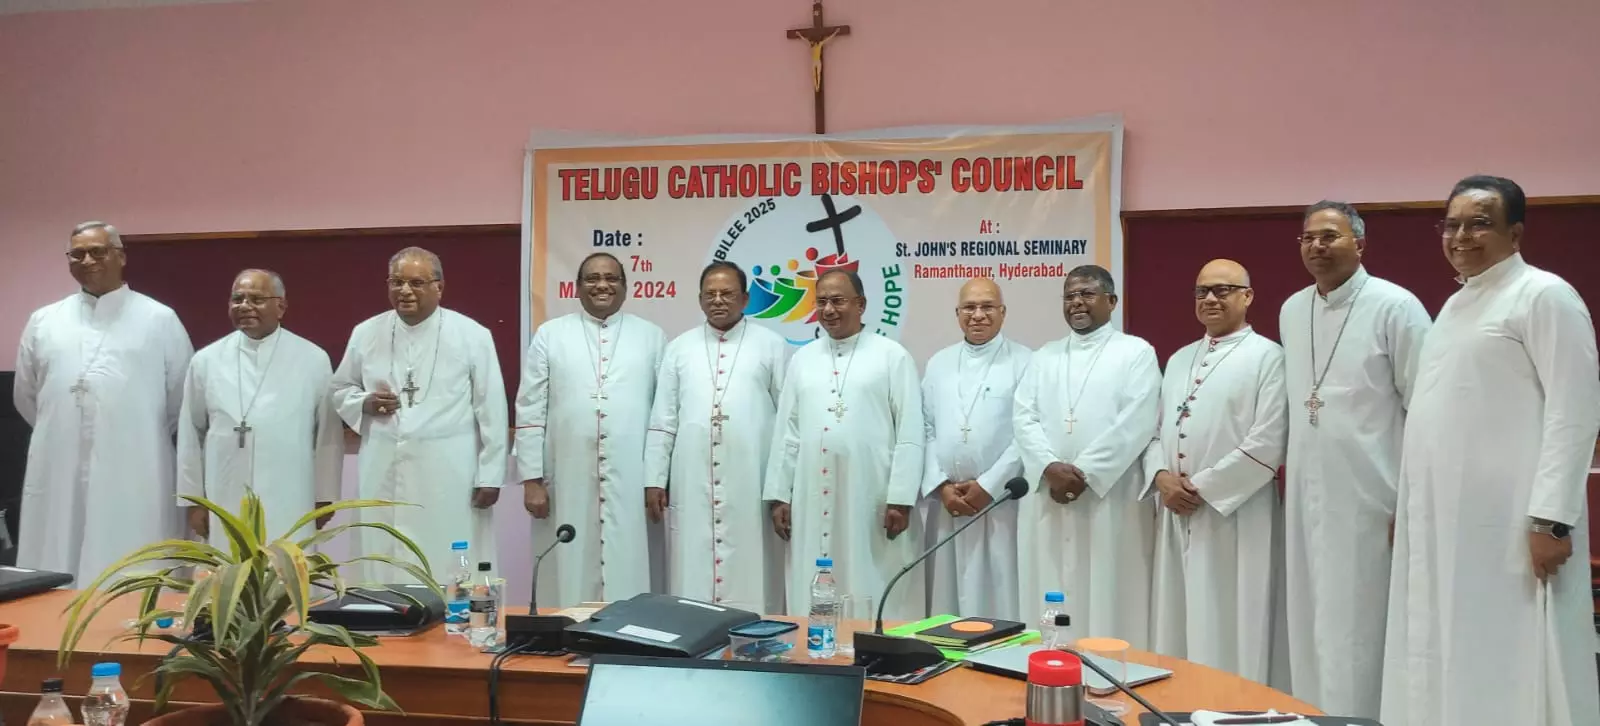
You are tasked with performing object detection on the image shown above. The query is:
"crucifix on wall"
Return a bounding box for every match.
[787,1,851,134]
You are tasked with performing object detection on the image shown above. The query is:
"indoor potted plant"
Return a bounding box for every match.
[58,492,441,726]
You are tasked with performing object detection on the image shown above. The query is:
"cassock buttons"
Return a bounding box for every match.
[715,576,723,583]
[599,495,606,503]
[1179,433,1187,439]
[715,558,723,565]
[1177,453,1186,459]
[715,538,722,544]
[599,433,608,440]
[713,461,720,467]
[713,478,721,486]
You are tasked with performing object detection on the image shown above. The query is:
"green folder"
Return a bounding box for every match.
[884,614,1042,662]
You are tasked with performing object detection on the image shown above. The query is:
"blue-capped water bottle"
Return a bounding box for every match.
[445,540,472,637]
[807,558,839,659]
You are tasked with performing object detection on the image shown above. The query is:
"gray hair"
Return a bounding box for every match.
[389,246,443,281]
[70,221,124,248]
[1304,200,1366,239]
[235,268,286,297]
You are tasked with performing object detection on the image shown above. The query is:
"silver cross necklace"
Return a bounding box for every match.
[702,322,746,444]
[232,331,281,449]
[1305,283,1366,426]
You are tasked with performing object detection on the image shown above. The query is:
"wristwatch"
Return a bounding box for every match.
[1531,521,1572,539]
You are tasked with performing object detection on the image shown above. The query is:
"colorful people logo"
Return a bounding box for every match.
[744,246,860,324]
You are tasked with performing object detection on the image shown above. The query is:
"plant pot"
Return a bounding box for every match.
[143,697,362,726]
[0,624,17,685]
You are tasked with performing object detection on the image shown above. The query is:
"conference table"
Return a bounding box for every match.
[0,590,1319,725]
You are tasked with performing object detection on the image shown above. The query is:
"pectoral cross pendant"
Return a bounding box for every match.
[959,424,972,443]
[591,388,608,414]
[401,370,420,408]
[828,399,847,422]
[70,378,88,406]
[1065,411,1078,435]
[234,419,252,449]
[1305,388,1325,426]
[710,406,729,443]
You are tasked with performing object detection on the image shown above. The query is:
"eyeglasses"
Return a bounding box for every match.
[1194,285,1249,300]
[230,294,282,307]
[582,274,623,285]
[958,303,1000,315]
[1297,231,1346,246]
[816,296,856,310]
[1061,291,1102,303]
[66,246,115,263]
[387,277,438,291]
[1435,218,1496,238]
[700,291,741,303]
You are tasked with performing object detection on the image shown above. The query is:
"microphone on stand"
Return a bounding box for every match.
[853,477,1029,675]
[530,523,576,610]
[505,523,577,651]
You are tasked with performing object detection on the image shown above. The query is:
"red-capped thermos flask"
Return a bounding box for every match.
[1026,648,1085,726]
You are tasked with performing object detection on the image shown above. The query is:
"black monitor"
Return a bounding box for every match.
[576,654,866,726]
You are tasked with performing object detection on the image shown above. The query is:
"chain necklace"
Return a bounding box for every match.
[956,339,1004,444]
[582,314,627,413]
[826,334,861,422]
[702,321,747,444]
[1061,332,1110,435]
[232,331,282,449]
[1304,283,1367,426]
[69,296,114,407]
[389,310,445,409]
[1173,330,1251,476]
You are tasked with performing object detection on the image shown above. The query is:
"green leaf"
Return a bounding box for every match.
[285,499,408,545]
[181,494,261,561]
[210,562,253,642]
[307,672,400,712]
[336,555,442,600]
[264,541,312,625]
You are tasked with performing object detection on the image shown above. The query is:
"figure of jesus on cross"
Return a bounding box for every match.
[787,1,850,134]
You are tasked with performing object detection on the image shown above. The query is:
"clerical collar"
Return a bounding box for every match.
[240,326,281,350]
[1207,325,1253,344]
[828,330,863,348]
[79,283,129,308]
[1067,323,1114,349]
[1459,252,1526,288]
[584,310,618,327]
[963,333,1004,354]
[708,317,744,340]
[399,308,441,330]
[1318,266,1369,307]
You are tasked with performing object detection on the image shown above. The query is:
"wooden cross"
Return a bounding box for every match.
[234,420,253,449]
[787,1,851,134]
[401,371,421,408]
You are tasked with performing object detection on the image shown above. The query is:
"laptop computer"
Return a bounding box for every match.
[575,654,864,726]
[965,644,1173,694]
[0,565,73,602]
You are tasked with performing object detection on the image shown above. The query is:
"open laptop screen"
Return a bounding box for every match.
[577,655,865,726]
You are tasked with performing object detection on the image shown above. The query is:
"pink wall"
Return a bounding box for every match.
[3,0,1598,358]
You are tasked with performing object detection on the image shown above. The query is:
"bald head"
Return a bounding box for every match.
[1196,258,1250,287]
[956,277,1006,345]
[1194,258,1253,337]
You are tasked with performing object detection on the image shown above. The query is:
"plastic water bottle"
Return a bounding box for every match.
[445,540,472,636]
[807,557,839,659]
[467,561,500,648]
[1039,591,1068,649]
[81,663,130,726]
[27,678,73,726]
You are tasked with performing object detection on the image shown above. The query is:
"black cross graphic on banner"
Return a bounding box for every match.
[805,193,862,257]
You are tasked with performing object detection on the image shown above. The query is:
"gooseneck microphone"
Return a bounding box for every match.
[529,523,576,611]
[874,476,1029,633]
[505,523,578,653]
[853,476,1029,675]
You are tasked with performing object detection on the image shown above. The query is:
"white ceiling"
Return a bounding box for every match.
[0,0,249,15]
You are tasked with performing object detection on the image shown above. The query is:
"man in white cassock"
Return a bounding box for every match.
[516,252,665,606]
[1382,176,1600,726]
[14,222,192,581]
[1013,266,1160,644]
[331,247,507,584]
[1144,259,1289,687]
[644,262,788,612]
[922,278,1030,621]
[178,270,343,547]
[765,270,925,621]
[1279,202,1430,718]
